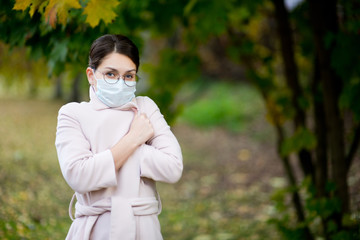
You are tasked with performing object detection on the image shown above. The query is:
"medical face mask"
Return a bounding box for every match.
[92,70,136,107]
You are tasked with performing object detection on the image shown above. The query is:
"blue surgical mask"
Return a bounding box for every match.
[92,70,136,107]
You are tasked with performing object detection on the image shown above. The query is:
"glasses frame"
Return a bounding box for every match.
[94,69,139,87]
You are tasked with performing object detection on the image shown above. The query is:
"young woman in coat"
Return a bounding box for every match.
[55,34,183,240]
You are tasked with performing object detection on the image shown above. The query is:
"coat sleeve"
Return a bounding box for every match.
[138,97,183,183]
[55,104,117,194]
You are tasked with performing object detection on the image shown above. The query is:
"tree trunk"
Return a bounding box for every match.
[312,57,330,239]
[233,31,314,239]
[275,123,314,240]
[54,75,63,99]
[308,0,349,217]
[272,0,314,180]
[312,57,328,199]
[70,73,82,102]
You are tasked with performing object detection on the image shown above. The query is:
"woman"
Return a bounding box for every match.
[55,34,183,240]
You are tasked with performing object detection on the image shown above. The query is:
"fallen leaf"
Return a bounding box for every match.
[237,148,251,161]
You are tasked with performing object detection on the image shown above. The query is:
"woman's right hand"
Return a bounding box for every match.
[111,109,154,170]
[128,108,154,146]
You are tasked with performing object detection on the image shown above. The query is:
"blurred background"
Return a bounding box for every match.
[0,0,360,239]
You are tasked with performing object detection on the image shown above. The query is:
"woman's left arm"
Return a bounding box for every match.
[139,97,183,183]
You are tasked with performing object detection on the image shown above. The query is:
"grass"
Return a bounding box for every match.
[0,99,72,239]
[0,82,280,239]
[179,82,264,134]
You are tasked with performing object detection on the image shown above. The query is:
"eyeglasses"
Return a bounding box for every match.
[94,69,139,87]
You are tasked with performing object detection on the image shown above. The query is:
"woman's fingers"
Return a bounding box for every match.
[131,107,138,116]
[129,112,154,145]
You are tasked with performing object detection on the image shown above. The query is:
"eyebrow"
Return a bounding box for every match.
[104,67,136,73]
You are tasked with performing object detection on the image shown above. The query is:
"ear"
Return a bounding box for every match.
[86,67,96,86]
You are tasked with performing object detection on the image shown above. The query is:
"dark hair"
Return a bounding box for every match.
[88,34,140,71]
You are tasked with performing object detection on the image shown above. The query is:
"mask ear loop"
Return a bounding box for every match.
[90,68,98,92]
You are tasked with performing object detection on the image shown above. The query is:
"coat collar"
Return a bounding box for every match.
[89,86,138,111]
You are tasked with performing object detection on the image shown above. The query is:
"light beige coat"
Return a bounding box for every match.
[55,88,183,240]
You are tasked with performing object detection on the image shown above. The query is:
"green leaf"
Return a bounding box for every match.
[327,220,338,233]
[339,77,360,121]
[47,39,68,75]
[184,0,197,16]
[281,128,317,157]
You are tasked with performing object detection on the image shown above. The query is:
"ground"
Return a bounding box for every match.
[158,119,360,239]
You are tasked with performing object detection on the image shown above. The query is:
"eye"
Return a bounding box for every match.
[124,74,135,81]
[105,72,118,79]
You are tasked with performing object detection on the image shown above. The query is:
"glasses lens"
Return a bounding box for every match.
[104,72,120,84]
[124,74,139,87]
[123,74,137,81]
[124,80,137,87]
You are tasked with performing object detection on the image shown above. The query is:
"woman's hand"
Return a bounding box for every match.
[128,108,154,146]
[110,108,154,170]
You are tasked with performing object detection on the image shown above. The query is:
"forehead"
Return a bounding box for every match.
[98,53,136,71]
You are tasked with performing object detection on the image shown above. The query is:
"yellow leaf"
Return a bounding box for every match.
[265,97,286,126]
[44,0,81,27]
[13,0,33,11]
[83,0,120,28]
[13,0,46,17]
